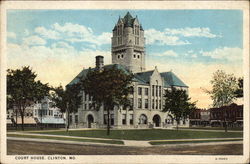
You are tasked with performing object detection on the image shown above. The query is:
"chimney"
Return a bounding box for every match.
[95,55,104,70]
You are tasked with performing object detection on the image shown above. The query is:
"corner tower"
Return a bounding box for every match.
[111,12,146,73]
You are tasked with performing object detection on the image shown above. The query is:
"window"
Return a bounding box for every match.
[138,98,142,108]
[49,102,53,108]
[145,99,148,109]
[134,54,136,58]
[85,104,87,110]
[118,55,120,59]
[49,110,53,116]
[75,115,78,124]
[137,55,140,59]
[152,85,155,96]
[130,87,134,94]
[159,100,161,109]
[130,98,134,109]
[152,99,154,109]
[69,115,72,124]
[121,54,124,58]
[156,86,158,97]
[85,94,87,101]
[104,114,107,124]
[111,114,114,125]
[139,114,147,124]
[159,86,161,96]
[122,114,126,125]
[129,114,133,125]
[156,100,158,109]
[145,88,148,96]
[138,87,142,95]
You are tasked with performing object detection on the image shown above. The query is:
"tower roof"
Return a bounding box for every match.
[123,12,136,27]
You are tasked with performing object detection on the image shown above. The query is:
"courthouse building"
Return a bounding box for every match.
[68,12,189,129]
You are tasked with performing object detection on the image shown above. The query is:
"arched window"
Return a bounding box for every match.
[139,114,147,124]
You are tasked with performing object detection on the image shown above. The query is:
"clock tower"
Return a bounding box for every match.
[111,12,146,73]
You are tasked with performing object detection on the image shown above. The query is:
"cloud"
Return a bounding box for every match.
[24,29,29,36]
[22,35,47,46]
[35,26,60,40]
[152,50,179,57]
[144,29,190,46]
[35,23,112,46]
[202,47,242,62]
[7,32,16,39]
[164,27,220,38]
[7,42,110,87]
[191,54,197,58]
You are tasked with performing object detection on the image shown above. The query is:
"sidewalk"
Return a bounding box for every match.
[175,128,243,133]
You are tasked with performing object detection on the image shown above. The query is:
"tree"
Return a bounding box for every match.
[204,70,239,132]
[204,70,238,107]
[51,83,82,131]
[81,66,133,135]
[163,87,196,130]
[234,77,243,98]
[7,66,50,131]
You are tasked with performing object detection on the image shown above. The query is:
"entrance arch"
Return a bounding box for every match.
[153,115,161,127]
[87,114,94,128]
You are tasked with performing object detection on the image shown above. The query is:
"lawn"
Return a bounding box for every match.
[7,134,124,145]
[29,129,243,140]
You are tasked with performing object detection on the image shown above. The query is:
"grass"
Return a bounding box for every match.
[150,138,243,145]
[179,127,243,131]
[7,134,124,145]
[29,129,243,140]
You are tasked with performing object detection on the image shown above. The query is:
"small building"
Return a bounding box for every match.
[8,97,65,129]
[189,109,210,127]
[190,103,243,127]
[210,103,243,127]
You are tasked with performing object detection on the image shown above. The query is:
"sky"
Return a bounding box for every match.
[7,10,243,108]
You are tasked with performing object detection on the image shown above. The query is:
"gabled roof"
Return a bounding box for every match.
[135,70,154,84]
[68,64,188,88]
[68,64,135,86]
[160,71,188,88]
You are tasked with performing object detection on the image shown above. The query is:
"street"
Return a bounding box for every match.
[7,140,243,155]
